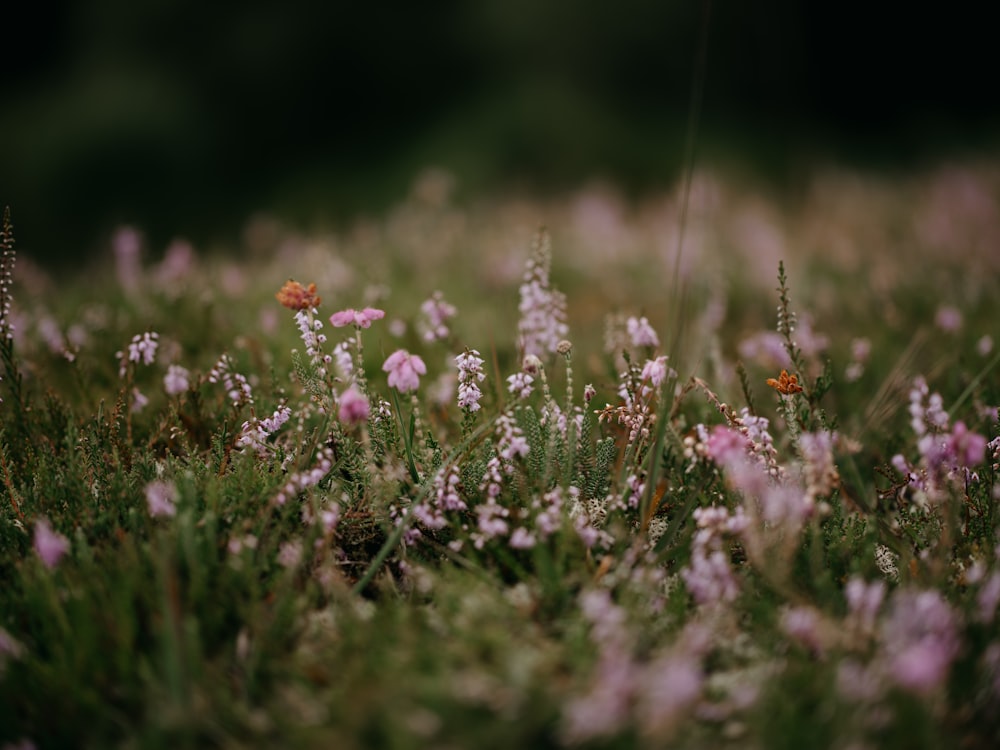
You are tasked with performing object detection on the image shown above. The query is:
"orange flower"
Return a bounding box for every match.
[276,280,321,310]
[766,369,803,395]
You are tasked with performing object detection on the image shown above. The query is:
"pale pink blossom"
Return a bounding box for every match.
[163,364,190,396]
[329,307,385,329]
[34,518,70,569]
[383,349,426,393]
[338,386,370,425]
[626,316,659,348]
[145,480,177,518]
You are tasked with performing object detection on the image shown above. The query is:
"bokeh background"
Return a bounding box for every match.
[2,0,997,265]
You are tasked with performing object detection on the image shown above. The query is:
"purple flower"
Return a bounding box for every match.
[145,480,178,518]
[946,421,987,468]
[163,364,190,396]
[456,349,486,412]
[705,425,746,465]
[33,518,70,569]
[626,316,659,348]
[338,386,370,425]
[883,589,960,694]
[935,305,963,332]
[383,349,427,393]
[640,355,672,388]
[329,307,385,329]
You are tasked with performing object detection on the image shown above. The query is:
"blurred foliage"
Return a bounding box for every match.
[1,0,998,263]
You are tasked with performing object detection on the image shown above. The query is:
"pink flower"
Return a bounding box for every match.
[34,518,70,569]
[383,349,427,393]
[329,307,385,329]
[145,480,177,518]
[338,386,370,425]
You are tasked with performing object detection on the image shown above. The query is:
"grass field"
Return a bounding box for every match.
[2,161,999,749]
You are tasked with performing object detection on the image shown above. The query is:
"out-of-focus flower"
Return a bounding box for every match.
[626,316,659,348]
[145,480,178,518]
[338,386,370,425]
[34,518,70,569]
[419,291,457,342]
[330,307,385,329]
[383,350,426,393]
[935,305,963,333]
[163,364,190,396]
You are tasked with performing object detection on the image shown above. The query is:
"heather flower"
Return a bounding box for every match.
[882,588,960,694]
[155,238,196,285]
[130,388,148,413]
[507,371,534,399]
[978,334,994,357]
[145,480,178,518]
[113,225,142,292]
[34,518,70,569]
[780,606,825,655]
[509,527,536,549]
[517,229,569,357]
[277,540,304,569]
[0,208,16,344]
[934,304,963,332]
[626,315,659,348]
[635,651,703,738]
[294,309,331,373]
[329,307,385,329]
[163,364,190,396]
[455,349,486,412]
[640,355,674,393]
[799,430,839,501]
[419,290,457,342]
[845,577,886,634]
[738,330,792,369]
[236,404,291,457]
[209,354,253,406]
[704,425,746,466]
[276,279,321,310]
[117,331,159,377]
[338,386,370,425]
[274,447,333,505]
[0,626,25,671]
[383,349,426,393]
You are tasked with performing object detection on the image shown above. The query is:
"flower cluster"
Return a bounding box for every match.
[418,291,456,342]
[209,353,253,406]
[273,447,333,505]
[236,404,292,458]
[275,279,321,310]
[383,349,426,393]
[455,349,486,412]
[330,307,385,329]
[117,331,159,378]
[517,229,568,357]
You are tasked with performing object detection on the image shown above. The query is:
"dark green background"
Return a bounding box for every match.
[2,1,997,263]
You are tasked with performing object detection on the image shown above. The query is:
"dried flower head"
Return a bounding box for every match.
[766,369,803,395]
[276,279,321,310]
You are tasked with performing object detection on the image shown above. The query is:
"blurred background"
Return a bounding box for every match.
[2,0,997,265]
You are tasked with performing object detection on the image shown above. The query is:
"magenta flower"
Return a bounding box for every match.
[329,307,385,329]
[383,349,426,393]
[33,518,70,569]
[338,386,370,425]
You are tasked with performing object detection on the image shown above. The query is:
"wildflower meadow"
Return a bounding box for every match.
[1,162,999,749]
